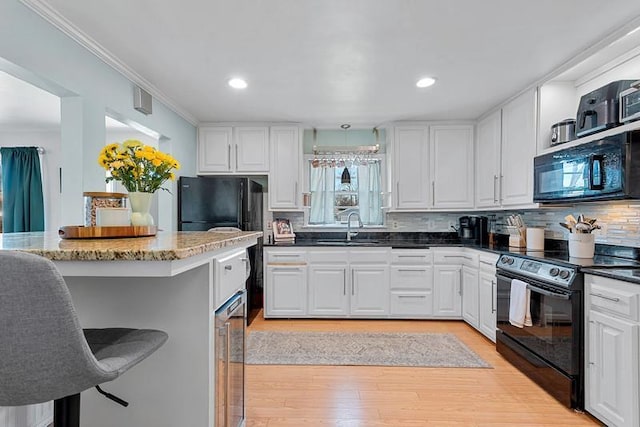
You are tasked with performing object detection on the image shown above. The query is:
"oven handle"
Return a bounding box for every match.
[526,284,570,300]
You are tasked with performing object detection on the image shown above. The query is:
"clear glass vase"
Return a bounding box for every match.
[128,191,155,226]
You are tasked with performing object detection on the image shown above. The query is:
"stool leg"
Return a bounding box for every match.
[53,393,80,427]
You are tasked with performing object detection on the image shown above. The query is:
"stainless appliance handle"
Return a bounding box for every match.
[431,181,435,206]
[235,144,239,170]
[499,174,504,202]
[227,144,231,170]
[397,255,426,258]
[589,293,620,303]
[396,182,400,206]
[398,295,426,298]
[397,268,427,272]
[225,321,231,427]
[527,284,570,300]
[491,280,496,313]
[493,175,498,203]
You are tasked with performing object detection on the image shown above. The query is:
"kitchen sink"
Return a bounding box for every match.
[315,239,383,246]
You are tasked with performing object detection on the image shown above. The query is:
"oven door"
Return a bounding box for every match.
[496,273,581,376]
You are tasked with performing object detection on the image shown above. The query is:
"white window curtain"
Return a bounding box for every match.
[309,166,335,224]
[357,161,382,225]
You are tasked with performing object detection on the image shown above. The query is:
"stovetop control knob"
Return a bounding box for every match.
[549,267,559,277]
[559,270,570,280]
[505,257,514,265]
[501,257,509,264]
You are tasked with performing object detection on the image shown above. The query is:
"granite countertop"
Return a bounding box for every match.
[581,268,640,285]
[0,231,263,261]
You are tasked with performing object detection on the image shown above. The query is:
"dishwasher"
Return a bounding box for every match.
[215,289,246,427]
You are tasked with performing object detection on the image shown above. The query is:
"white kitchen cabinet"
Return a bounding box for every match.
[478,269,497,342]
[389,249,433,317]
[433,265,462,317]
[393,126,430,209]
[585,274,640,427]
[265,264,307,316]
[475,110,502,208]
[198,126,269,174]
[430,125,474,209]
[350,265,389,316]
[234,127,269,172]
[475,89,537,209]
[308,264,349,316]
[269,126,301,210]
[500,89,537,206]
[461,265,479,327]
[198,126,233,173]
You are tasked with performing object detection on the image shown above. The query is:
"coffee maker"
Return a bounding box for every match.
[458,216,488,245]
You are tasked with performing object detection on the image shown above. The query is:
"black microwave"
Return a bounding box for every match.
[533,130,640,203]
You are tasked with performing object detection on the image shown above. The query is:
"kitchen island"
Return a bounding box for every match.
[0,230,261,427]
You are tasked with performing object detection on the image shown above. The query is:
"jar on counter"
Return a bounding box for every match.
[83,192,128,226]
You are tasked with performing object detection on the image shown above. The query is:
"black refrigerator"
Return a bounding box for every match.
[178,176,263,324]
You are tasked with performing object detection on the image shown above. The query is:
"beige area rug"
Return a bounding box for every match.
[245,331,491,368]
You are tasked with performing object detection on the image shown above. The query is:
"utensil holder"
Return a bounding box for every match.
[507,226,526,248]
[568,233,595,258]
[526,228,545,251]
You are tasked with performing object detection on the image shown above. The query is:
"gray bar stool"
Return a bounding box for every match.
[0,251,168,427]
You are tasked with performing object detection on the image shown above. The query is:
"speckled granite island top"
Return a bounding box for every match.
[0,231,263,261]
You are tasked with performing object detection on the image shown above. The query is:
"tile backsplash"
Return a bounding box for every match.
[272,200,640,248]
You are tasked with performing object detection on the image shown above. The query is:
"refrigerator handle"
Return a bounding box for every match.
[238,181,244,229]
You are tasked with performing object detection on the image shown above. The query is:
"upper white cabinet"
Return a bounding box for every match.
[501,89,537,206]
[475,89,537,208]
[393,126,430,209]
[269,126,302,210]
[430,125,474,209]
[475,110,502,208]
[392,124,474,210]
[234,127,270,172]
[198,126,269,174]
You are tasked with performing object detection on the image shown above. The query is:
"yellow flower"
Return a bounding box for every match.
[123,139,142,148]
[111,160,125,169]
[135,150,145,158]
[152,158,162,167]
[169,172,175,181]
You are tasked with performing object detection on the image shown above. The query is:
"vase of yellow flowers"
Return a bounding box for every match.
[98,139,180,226]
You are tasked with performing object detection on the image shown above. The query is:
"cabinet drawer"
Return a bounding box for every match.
[390,291,433,316]
[390,249,432,264]
[266,250,307,264]
[434,251,468,264]
[307,249,349,264]
[349,248,390,263]
[214,248,248,309]
[588,276,639,322]
[390,266,433,289]
[479,253,499,271]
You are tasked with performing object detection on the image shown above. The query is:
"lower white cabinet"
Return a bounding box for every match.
[433,265,462,317]
[350,265,390,316]
[585,274,640,427]
[478,270,497,342]
[461,265,479,327]
[308,265,348,316]
[265,264,307,316]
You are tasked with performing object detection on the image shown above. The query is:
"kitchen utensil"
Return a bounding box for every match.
[550,119,576,146]
[559,222,573,233]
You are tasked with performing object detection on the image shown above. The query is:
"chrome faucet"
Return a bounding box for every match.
[346,210,363,241]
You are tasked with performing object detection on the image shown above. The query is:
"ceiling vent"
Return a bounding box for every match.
[133,86,152,115]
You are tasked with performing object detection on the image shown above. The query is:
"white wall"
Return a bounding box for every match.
[0,0,197,230]
[0,130,62,231]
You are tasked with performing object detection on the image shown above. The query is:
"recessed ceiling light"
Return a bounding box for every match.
[228,78,248,89]
[416,77,436,88]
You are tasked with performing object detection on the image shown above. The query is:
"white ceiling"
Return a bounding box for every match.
[25,1,640,127]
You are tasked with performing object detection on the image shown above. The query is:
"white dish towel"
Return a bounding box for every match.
[509,279,533,328]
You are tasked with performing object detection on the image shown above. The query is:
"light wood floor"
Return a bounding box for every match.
[246,314,602,427]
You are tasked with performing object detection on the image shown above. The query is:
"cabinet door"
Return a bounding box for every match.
[433,265,462,317]
[461,265,479,328]
[308,265,348,316]
[475,110,502,208]
[393,126,430,209]
[430,125,474,209]
[501,89,537,206]
[350,265,389,316]
[269,126,301,210]
[235,127,269,172]
[586,310,639,427]
[478,270,497,342]
[265,265,307,317]
[198,127,232,172]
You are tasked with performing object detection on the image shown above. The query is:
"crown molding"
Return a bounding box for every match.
[19,0,199,126]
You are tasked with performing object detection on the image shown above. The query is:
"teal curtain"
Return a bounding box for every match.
[1,147,45,232]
